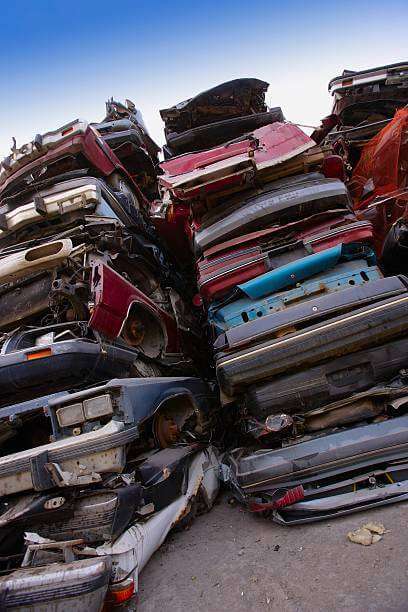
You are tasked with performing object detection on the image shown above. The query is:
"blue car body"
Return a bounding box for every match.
[209,259,382,335]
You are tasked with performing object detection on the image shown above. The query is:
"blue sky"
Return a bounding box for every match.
[1,0,408,157]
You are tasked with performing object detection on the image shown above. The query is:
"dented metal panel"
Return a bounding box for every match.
[194,175,351,252]
[159,123,315,200]
[95,447,219,593]
[0,556,112,611]
[209,259,382,335]
[215,275,406,351]
[217,294,408,394]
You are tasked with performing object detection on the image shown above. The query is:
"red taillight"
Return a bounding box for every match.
[167,203,190,223]
[192,293,203,307]
[249,485,305,513]
[166,203,175,223]
[322,155,345,181]
[342,78,353,87]
[61,126,74,136]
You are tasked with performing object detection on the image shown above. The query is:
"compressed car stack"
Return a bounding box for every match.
[158,75,408,525]
[316,62,408,269]
[0,102,220,609]
[1,65,408,611]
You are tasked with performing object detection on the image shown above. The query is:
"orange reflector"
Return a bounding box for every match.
[26,348,52,361]
[61,126,74,136]
[342,78,353,87]
[108,579,135,604]
[166,203,175,223]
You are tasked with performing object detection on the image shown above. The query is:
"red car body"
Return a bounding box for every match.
[350,108,408,254]
[197,212,373,302]
[159,122,315,202]
[89,263,181,355]
[0,121,149,209]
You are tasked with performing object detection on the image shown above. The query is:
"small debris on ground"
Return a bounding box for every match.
[347,522,388,546]
[363,521,387,535]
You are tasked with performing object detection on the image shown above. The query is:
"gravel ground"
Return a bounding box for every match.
[138,493,408,612]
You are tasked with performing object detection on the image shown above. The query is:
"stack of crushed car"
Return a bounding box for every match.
[316,62,408,269]
[0,64,408,610]
[0,99,219,609]
[157,71,408,525]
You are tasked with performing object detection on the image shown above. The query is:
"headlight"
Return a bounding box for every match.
[83,394,113,420]
[56,394,114,428]
[56,403,84,427]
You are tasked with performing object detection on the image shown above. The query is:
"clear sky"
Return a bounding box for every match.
[2,0,408,157]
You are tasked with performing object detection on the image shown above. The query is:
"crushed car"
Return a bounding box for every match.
[160,78,284,157]
[0,376,220,609]
[0,101,218,610]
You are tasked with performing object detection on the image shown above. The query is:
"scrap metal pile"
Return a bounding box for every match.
[0,63,407,609]
[158,68,408,524]
[0,100,219,609]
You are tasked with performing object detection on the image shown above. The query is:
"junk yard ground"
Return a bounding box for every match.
[140,496,407,611]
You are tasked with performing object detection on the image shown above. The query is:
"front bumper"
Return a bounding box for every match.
[0,339,136,407]
[0,556,111,611]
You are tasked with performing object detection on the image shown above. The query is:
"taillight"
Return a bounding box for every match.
[105,578,135,606]
[166,203,175,223]
[192,293,203,307]
[61,126,74,136]
[249,485,305,513]
[322,155,345,181]
[167,202,190,223]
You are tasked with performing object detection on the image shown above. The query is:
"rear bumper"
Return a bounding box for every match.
[228,415,408,491]
[210,259,382,335]
[244,337,408,416]
[215,275,404,350]
[273,481,408,524]
[217,294,408,394]
[195,178,350,252]
[225,417,408,522]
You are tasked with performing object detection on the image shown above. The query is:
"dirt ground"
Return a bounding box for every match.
[138,493,408,612]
